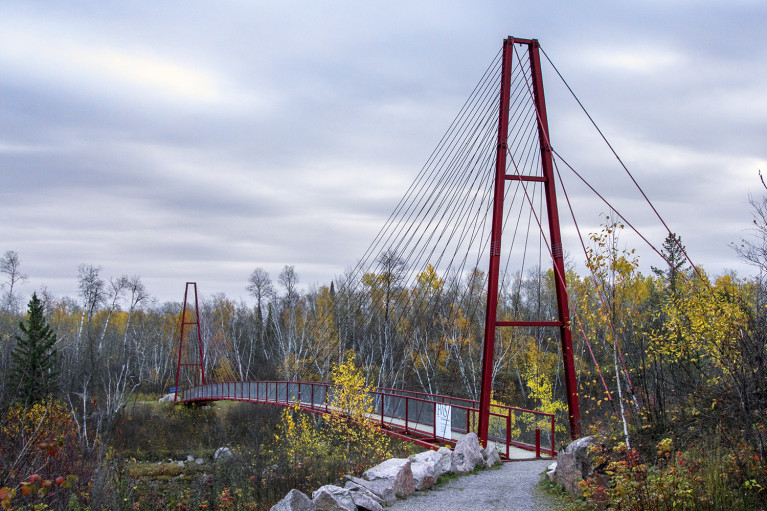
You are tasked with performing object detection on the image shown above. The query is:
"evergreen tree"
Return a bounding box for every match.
[652,232,688,296]
[9,293,59,404]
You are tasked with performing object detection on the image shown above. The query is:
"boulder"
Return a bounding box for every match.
[214,447,233,461]
[551,436,595,495]
[482,444,501,467]
[187,455,195,462]
[345,483,383,511]
[451,433,484,474]
[363,458,415,497]
[344,476,395,506]
[409,460,436,490]
[159,393,175,403]
[270,489,316,511]
[412,447,452,478]
[312,485,355,511]
[195,458,204,465]
[177,460,185,467]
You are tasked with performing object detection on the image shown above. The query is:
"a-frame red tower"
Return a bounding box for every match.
[477,37,581,444]
[173,282,206,402]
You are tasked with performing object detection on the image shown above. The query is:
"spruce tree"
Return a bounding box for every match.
[652,232,688,296]
[10,293,59,404]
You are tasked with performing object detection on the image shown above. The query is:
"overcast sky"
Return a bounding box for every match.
[1,1,766,304]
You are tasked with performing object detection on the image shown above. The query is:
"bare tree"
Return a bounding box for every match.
[123,275,149,357]
[278,265,299,307]
[375,249,406,388]
[247,268,275,311]
[0,250,29,313]
[76,264,105,374]
[77,264,105,338]
[97,275,129,353]
[735,172,767,274]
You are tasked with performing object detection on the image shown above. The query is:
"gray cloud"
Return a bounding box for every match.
[1,0,765,303]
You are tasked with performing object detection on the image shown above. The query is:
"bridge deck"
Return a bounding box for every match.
[178,381,556,461]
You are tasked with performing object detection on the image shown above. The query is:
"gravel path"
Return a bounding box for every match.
[389,459,556,511]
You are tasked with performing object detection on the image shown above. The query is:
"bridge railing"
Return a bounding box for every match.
[179,380,555,458]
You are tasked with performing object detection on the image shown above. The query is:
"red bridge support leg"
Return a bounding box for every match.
[478,37,581,447]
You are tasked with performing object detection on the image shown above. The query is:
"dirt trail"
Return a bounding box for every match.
[389,459,556,511]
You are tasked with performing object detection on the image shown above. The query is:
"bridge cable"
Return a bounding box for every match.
[539,46,707,288]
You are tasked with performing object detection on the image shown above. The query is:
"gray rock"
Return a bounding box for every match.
[177,460,185,467]
[353,497,382,511]
[482,444,501,467]
[270,489,316,511]
[343,480,383,505]
[451,432,484,474]
[363,458,415,497]
[214,447,233,461]
[412,447,452,478]
[312,485,355,511]
[344,476,395,506]
[551,436,595,495]
[346,484,383,511]
[195,458,204,465]
[187,455,195,462]
[545,461,557,481]
[409,460,436,490]
[159,393,175,403]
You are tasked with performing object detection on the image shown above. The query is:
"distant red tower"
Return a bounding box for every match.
[173,282,206,402]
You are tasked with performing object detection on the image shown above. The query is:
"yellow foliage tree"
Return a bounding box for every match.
[272,404,329,468]
[269,354,392,478]
[516,340,567,437]
[325,353,392,472]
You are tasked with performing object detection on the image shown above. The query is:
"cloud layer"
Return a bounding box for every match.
[1,1,766,302]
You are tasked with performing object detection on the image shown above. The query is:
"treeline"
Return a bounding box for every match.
[0,256,562,408]
[2,209,767,506]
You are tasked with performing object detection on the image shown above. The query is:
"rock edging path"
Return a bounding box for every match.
[270,432,554,511]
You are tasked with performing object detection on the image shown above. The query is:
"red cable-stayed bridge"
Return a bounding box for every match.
[172,36,699,461]
[174,282,555,461]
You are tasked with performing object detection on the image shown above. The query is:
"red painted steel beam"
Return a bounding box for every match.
[193,283,207,386]
[528,40,581,439]
[478,36,515,448]
[505,175,547,182]
[496,320,564,327]
[173,284,190,403]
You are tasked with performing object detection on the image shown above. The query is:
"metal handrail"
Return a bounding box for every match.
[178,380,556,459]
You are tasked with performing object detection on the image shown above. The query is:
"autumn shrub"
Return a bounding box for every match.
[0,398,95,509]
[265,354,397,497]
[580,433,767,510]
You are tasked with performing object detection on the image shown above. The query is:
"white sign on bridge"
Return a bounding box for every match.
[435,403,452,440]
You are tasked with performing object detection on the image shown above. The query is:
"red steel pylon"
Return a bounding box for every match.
[174,282,206,402]
[477,37,581,445]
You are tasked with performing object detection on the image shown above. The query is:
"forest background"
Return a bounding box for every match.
[1,187,767,509]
